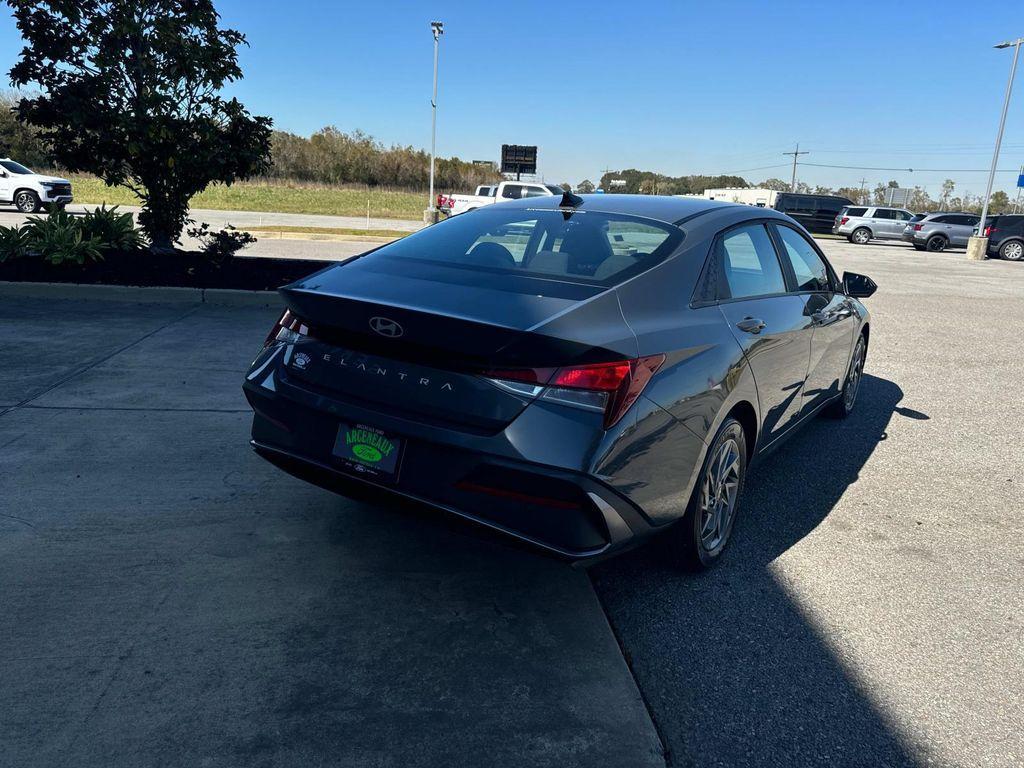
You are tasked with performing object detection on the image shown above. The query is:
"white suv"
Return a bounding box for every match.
[832,205,914,244]
[0,158,74,213]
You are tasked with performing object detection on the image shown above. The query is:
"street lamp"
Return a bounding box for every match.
[970,36,1023,259]
[426,20,444,225]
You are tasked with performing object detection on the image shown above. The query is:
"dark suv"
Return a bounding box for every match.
[980,215,1024,261]
[774,193,855,234]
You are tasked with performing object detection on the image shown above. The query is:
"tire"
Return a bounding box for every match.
[851,227,872,245]
[15,190,40,214]
[913,243,926,251]
[999,239,1024,261]
[826,333,867,419]
[668,417,747,571]
[925,235,947,252]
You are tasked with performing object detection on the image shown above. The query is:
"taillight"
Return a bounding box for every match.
[840,217,849,226]
[263,309,310,348]
[984,226,997,237]
[482,355,666,428]
[913,223,923,231]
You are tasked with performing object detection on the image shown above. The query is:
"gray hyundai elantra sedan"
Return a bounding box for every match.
[243,193,875,568]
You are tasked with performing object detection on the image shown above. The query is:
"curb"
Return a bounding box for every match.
[242,230,399,244]
[0,280,281,308]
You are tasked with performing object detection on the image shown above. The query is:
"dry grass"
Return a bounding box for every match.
[66,175,427,220]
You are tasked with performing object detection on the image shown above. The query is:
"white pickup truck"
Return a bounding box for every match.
[438,181,562,216]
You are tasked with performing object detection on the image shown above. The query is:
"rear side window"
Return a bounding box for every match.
[716,224,787,299]
[521,186,550,198]
[952,215,979,226]
[873,209,896,220]
[844,207,867,217]
[500,185,524,199]
[932,215,952,224]
[774,225,831,292]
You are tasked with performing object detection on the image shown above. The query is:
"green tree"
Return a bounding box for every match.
[576,179,595,194]
[940,179,955,209]
[0,92,51,167]
[7,0,272,249]
[989,190,1011,213]
[760,178,790,191]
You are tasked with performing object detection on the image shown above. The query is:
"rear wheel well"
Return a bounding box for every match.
[725,400,758,461]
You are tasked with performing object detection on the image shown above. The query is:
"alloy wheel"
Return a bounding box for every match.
[1002,241,1024,261]
[853,229,870,244]
[927,236,946,252]
[844,338,865,411]
[15,192,36,213]
[698,437,741,552]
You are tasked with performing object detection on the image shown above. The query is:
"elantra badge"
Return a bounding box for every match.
[369,316,404,338]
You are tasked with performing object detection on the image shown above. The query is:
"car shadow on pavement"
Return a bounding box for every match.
[592,374,923,767]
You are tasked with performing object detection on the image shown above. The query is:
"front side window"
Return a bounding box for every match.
[774,225,831,292]
[717,224,787,300]
[0,160,33,174]
[350,207,683,288]
[894,210,913,221]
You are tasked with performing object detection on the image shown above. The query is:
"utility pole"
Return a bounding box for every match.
[783,143,809,192]
[426,20,444,225]
[1015,163,1024,213]
[858,177,868,205]
[972,36,1023,258]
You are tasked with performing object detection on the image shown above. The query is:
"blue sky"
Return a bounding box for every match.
[1,0,1023,197]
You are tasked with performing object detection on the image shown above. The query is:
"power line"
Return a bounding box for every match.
[800,162,1022,173]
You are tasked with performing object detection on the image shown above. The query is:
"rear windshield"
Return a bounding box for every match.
[356,207,683,287]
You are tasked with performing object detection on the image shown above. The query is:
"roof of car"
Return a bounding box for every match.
[498,193,761,225]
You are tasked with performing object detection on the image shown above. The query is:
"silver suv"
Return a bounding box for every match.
[900,212,980,252]
[833,206,915,244]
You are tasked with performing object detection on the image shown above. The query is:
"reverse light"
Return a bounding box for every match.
[263,309,310,348]
[483,355,666,428]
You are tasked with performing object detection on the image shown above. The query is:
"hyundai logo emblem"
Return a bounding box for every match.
[369,316,404,338]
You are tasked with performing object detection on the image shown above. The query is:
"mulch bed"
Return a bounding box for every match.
[0,249,330,292]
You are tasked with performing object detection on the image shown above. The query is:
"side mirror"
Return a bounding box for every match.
[843,271,877,298]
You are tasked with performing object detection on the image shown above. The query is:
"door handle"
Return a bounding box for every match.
[736,317,766,334]
[812,308,853,324]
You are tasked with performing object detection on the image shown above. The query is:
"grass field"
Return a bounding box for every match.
[67,175,426,220]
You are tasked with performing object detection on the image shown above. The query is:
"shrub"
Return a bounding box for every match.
[78,205,146,251]
[22,210,104,266]
[0,225,31,262]
[186,222,257,265]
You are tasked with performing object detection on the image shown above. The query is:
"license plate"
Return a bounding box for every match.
[332,422,404,482]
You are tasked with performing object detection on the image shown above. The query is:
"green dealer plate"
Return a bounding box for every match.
[332,422,404,482]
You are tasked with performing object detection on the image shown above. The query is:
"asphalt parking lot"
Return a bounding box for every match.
[2,239,1022,767]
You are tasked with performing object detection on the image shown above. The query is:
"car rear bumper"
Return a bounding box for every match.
[243,375,662,560]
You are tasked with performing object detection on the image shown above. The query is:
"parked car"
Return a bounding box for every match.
[900,212,980,251]
[773,193,854,234]
[0,158,73,213]
[833,206,915,244]
[438,181,562,216]
[979,214,1024,261]
[243,194,875,568]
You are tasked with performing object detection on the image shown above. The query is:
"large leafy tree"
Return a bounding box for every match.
[7,0,272,248]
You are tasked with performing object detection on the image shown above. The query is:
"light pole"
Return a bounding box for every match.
[426,20,444,225]
[970,36,1023,259]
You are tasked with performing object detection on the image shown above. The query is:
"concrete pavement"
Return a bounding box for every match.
[0,289,663,768]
